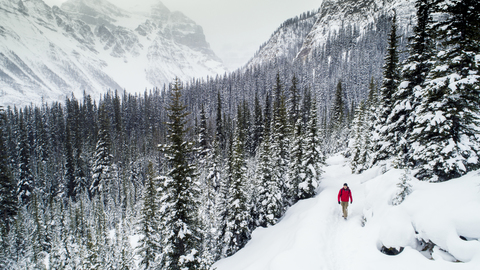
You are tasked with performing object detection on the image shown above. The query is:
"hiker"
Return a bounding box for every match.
[338,183,353,219]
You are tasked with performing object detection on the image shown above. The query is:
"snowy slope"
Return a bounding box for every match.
[0,0,226,108]
[297,0,416,59]
[213,155,480,270]
[247,0,416,67]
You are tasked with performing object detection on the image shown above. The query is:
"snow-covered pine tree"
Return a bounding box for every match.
[137,161,161,270]
[263,90,273,134]
[329,80,347,153]
[287,116,304,205]
[252,92,264,157]
[84,206,98,270]
[241,101,254,157]
[371,11,402,166]
[300,91,324,199]
[215,163,229,258]
[93,195,112,269]
[350,101,368,173]
[65,109,77,200]
[286,74,304,205]
[216,91,226,153]
[31,192,47,269]
[330,80,346,134]
[90,103,114,202]
[288,74,301,127]
[16,111,33,205]
[410,0,480,181]
[196,104,220,265]
[0,107,18,237]
[48,200,71,270]
[350,78,378,173]
[11,207,31,269]
[115,218,135,270]
[392,170,413,205]
[255,124,282,227]
[159,78,204,269]
[270,73,290,215]
[219,105,252,257]
[390,0,435,168]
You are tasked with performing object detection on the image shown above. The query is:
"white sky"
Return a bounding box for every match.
[43,0,323,71]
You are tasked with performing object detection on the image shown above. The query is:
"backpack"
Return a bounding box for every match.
[340,188,350,197]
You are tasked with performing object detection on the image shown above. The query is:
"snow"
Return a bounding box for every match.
[213,155,480,270]
[0,0,227,108]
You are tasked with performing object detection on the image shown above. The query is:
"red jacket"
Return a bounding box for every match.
[338,187,352,202]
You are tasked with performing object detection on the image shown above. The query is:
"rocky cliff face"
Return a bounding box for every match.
[0,0,226,107]
[249,0,416,67]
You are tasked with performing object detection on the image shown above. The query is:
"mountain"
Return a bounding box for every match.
[245,0,416,108]
[0,0,226,108]
[249,0,415,66]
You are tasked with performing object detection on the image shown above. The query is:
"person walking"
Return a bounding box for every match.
[338,183,353,219]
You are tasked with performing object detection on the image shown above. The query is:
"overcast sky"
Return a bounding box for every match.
[43,0,323,71]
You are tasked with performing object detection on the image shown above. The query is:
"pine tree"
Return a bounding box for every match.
[350,78,378,173]
[288,74,301,127]
[0,107,17,269]
[137,162,161,270]
[241,101,253,157]
[0,107,18,235]
[159,78,204,269]
[196,104,219,264]
[31,193,47,269]
[372,11,402,166]
[329,80,348,153]
[410,0,480,181]
[16,111,34,205]
[93,196,111,269]
[216,91,226,152]
[270,73,290,215]
[392,170,413,205]
[389,0,435,167]
[220,116,251,257]
[252,92,264,156]
[115,218,135,270]
[90,103,113,201]
[300,92,324,199]
[65,109,76,200]
[350,101,368,173]
[287,117,304,205]
[49,201,70,270]
[330,80,345,133]
[263,92,272,140]
[255,122,282,227]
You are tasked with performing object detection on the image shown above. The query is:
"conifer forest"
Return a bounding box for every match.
[1,0,479,269]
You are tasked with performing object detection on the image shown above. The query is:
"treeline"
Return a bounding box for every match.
[0,64,354,268]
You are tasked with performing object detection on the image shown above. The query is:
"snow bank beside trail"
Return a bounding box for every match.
[213,155,480,270]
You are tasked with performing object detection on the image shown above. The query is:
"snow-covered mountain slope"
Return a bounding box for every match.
[297,0,415,59]
[213,155,480,270]
[247,11,319,67]
[0,0,226,108]
[247,0,416,66]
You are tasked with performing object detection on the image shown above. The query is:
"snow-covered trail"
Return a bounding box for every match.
[213,155,381,270]
[213,155,480,270]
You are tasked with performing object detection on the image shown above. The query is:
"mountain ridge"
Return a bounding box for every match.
[247,0,415,67]
[0,0,226,108]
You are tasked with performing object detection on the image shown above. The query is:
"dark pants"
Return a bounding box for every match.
[341,201,349,218]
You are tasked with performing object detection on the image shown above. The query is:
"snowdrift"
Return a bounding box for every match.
[213,155,480,270]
